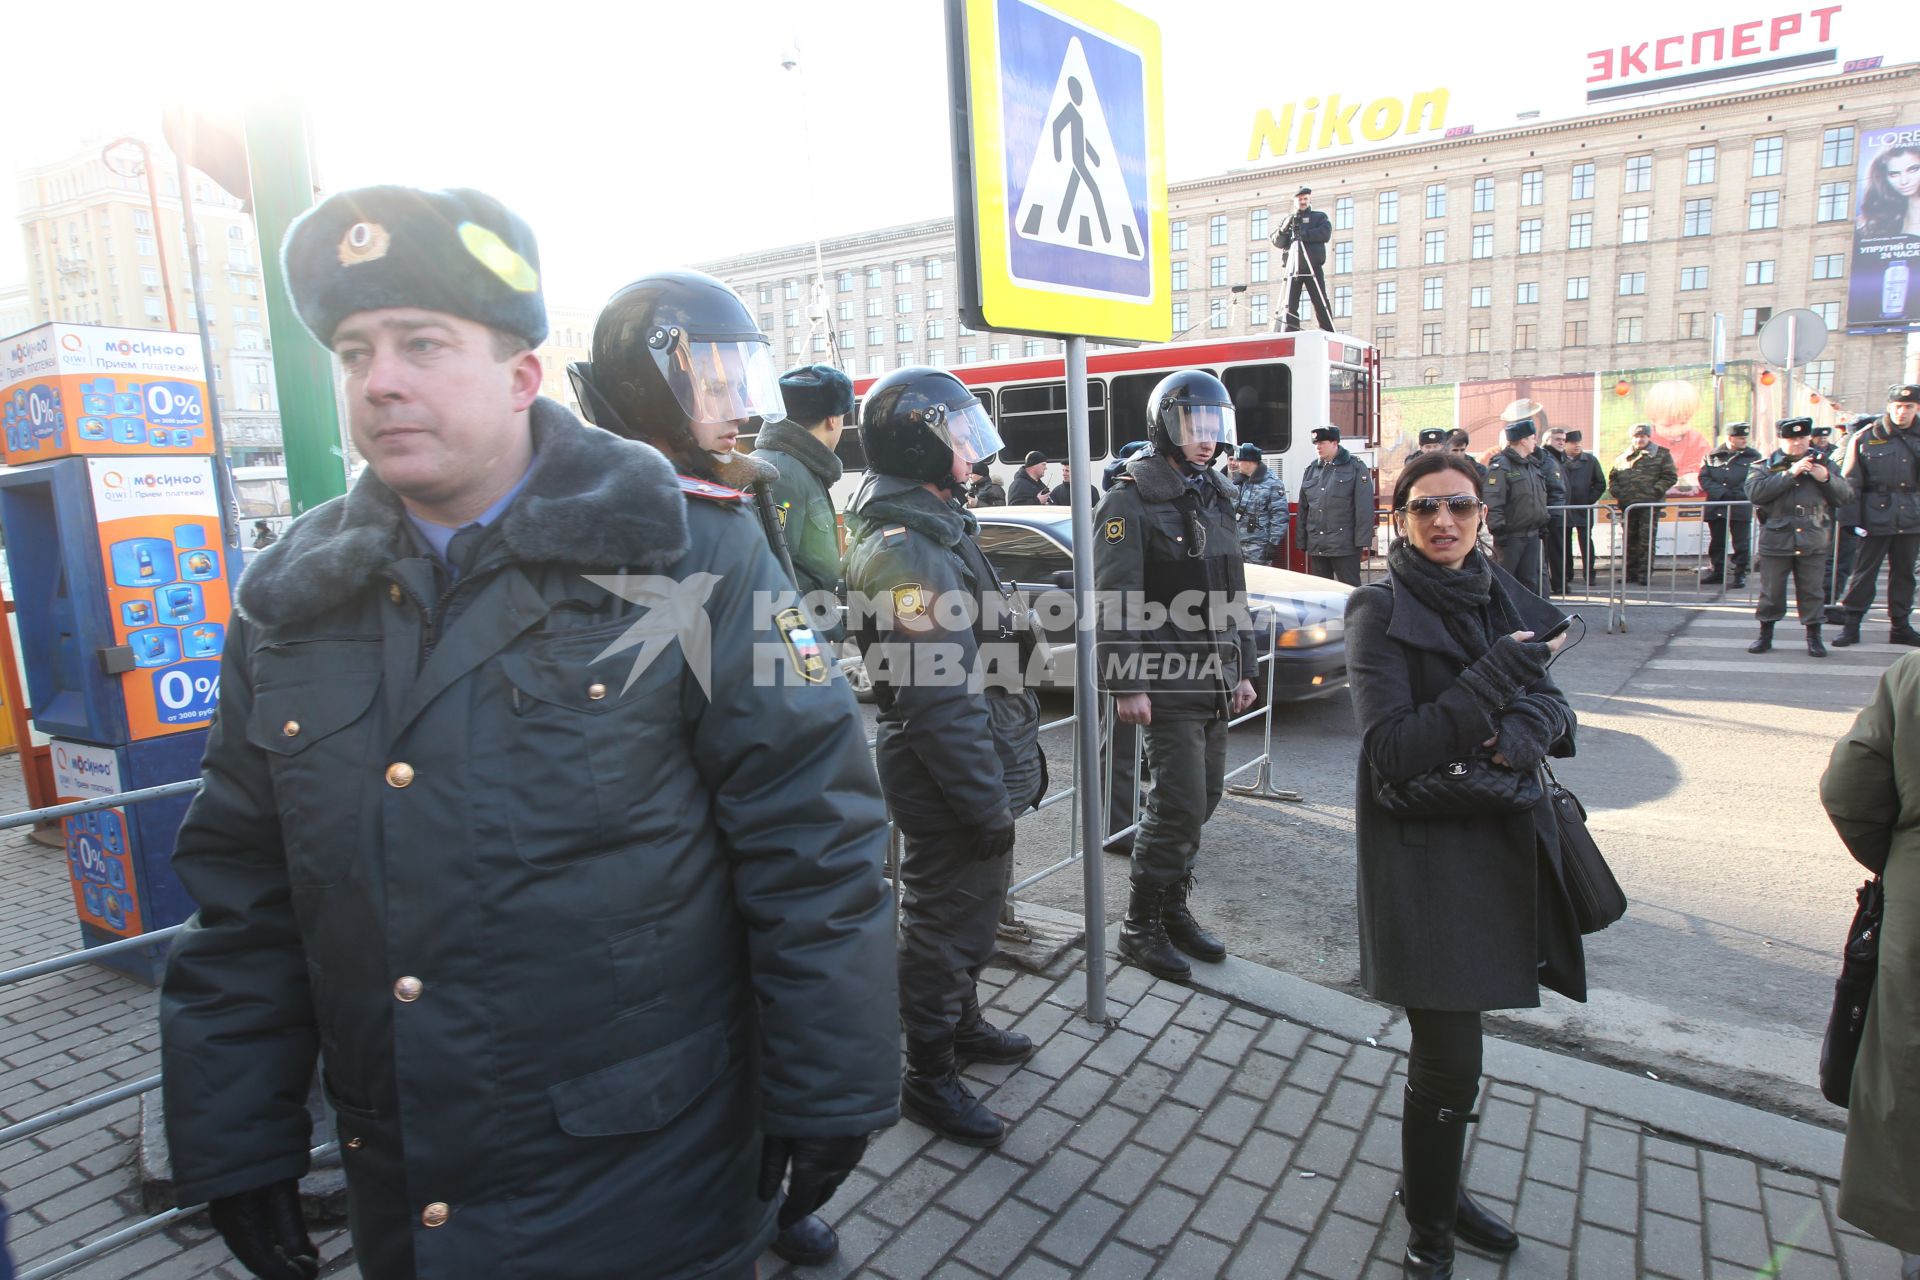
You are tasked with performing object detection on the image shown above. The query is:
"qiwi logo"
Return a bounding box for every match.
[102,338,187,358]
[101,471,125,489]
[60,333,84,352]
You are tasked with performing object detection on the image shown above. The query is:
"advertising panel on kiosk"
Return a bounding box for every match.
[1847,122,1920,335]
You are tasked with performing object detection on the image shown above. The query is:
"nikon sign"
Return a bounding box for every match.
[1246,89,1450,163]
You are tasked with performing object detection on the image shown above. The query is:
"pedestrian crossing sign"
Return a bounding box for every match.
[947,0,1169,344]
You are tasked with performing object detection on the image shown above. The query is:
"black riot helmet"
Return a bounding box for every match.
[569,269,787,465]
[861,366,1004,486]
[1145,369,1236,460]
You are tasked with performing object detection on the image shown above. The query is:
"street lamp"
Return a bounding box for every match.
[101,137,179,330]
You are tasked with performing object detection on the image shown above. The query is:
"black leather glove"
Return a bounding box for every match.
[757,1134,869,1228]
[207,1179,318,1280]
[974,811,1017,861]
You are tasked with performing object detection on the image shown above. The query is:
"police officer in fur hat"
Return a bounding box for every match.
[160,186,897,1279]
[1747,417,1853,656]
[754,363,854,642]
[1415,427,1449,456]
[1298,426,1375,584]
[1833,384,1920,648]
[1485,418,1551,594]
[1698,423,1761,589]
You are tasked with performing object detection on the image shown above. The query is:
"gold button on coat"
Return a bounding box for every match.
[421,1202,449,1228]
[393,976,423,1002]
[281,720,300,738]
[385,762,414,788]
[587,682,607,701]
[389,584,404,603]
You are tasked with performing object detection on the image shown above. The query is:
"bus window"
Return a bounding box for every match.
[1222,365,1291,454]
[835,424,867,472]
[1327,367,1371,442]
[993,380,1106,462]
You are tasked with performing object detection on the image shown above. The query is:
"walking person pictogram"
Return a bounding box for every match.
[1051,78,1109,245]
[1012,36,1144,260]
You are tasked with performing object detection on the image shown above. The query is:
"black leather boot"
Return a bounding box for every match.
[1747,622,1774,654]
[1807,624,1827,658]
[1118,882,1191,981]
[902,1036,1005,1147]
[1400,1086,1476,1279]
[1892,624,1920,647]
[1394,1187,1519,1256]
[1832,618,1862,647]
[1162,876,1226,963]
[953,993,1034,1066]
[771,1214,839,1266]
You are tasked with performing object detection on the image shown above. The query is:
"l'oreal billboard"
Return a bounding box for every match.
[1847,123,1920,335]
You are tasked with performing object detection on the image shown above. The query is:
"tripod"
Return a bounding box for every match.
[1273,216,1334,334]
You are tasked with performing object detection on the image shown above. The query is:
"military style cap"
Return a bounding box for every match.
[1811,425,1833,439]
[777,363,854,423]
[283,184,547,347]
[1889,383,1920,405]
[1777,417,1813,438]
[1851,413,1879,430]
[1417,428,1448,445]
[1726,422,1750,437]
[1504,419,1537,441]
[1564,430,1583,443]
[1235,442,1262,461]
[1295,186,1312,197]
[1311,426,1340,443]
[1630,423,1652,436]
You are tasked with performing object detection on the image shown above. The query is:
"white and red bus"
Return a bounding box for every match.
[821,330,1379,511]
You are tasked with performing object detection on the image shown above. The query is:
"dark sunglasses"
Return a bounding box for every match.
[1400,495,1482,518]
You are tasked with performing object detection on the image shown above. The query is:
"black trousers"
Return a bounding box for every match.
[1494,534,1543,596]
[1130,717,1227,888]
[1756,555,1827,624]
[1102,713,1142,844]
[1283,265,1334,333]
[1543,516,1567,594]
[1308,552,1361,586]
[1405,1008,1483,1114]
[1839,532,1920,627]
[1564,512,1596,584]
[896,827,1012,1041]
[1704,512,1752,577]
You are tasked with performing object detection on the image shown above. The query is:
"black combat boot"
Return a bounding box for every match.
[902,1036,1005,1147]
[1400,1086,1478,1279]
[1161,876,1227,963]
[1832,618,1862,647]
[1747,622,1774,654]
[771,1215,839,1266]
[1731,565,1748,589]
[1807,624,1828,658]
[953,993,1034,1066]
[1699,565,1724,585]
[1118,882,1191,981]
[1892,623,1920,647]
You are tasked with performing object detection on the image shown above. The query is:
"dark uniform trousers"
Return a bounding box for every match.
[1840,533,1920,626]
[1543,516,1566,594]
[1757,555,1828,624]
[1563,511,1596,585]
[1102,712,1143,842]
[1703,511,1752,579]
[1308,552,1361,586]
[892,813,1014,1043]
[1494,536,1543,596]
[1828,527,1861,609]
[1132,717,1229,888]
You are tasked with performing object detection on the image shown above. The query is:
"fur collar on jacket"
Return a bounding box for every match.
[237,397,687,627]
[1124,450,1236,504]
[753,419,845,486]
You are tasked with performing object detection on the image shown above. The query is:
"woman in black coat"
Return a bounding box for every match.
[1345,451,1587,1279]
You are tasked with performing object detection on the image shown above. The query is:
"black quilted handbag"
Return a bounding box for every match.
[1542,762,1627,934]
[1819,877,1884,1108]
[1373,754,1543,818]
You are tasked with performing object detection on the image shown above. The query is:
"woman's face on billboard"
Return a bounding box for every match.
[1889,149,1920,200]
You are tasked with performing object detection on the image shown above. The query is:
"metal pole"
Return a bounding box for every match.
[172,153,240,552]
[142,148,178,331]
[1711,314,1726,441]
[1783,313,1797,422]
[1065,335,1106,1024]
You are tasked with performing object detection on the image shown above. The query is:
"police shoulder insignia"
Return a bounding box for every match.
[892,583,929,621]
[880,524,909,546]
[1104,517,1127,544]
[775,502,790,529]
[774,606,829,685]
[1485,473,1500,485]
[678,474,747,503]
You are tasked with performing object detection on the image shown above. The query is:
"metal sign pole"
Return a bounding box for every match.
[1065,335,1106,1024]
[1784,313,1797,420]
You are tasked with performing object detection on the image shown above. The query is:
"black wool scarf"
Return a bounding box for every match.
[1386,537,1524,661]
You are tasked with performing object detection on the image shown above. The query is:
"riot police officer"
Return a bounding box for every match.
[1485,419,1551,594]
[1093,371,1258,981]
[1298,426,1375,584]
[1697,423,1761,588]
[842,368,1045,1149]
[1832,384,1920,647]
[1746,418,1853,656]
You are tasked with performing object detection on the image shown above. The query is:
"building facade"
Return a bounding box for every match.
[699,62,1920,421]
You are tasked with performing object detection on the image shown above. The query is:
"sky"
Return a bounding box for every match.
[1,0,1908,312]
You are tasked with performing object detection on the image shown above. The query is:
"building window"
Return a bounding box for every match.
[1812,301,1840,329]
[1334,196,1355,230]
[1376,280,1398,313]
[812,335,828,353]
[958,346,977,364]
[1753,136,1784,178]
[1250,293,1270,327]
[1423,229,1445,265]
[1471,224,1494,259]
[1822,126,1855,168]
[1567,276,1590,300]
[1377,236,1398,269]
[1209,256,1228,287]
[1421,322,1444,355]
[1209,301,1230,329]
[835,270,853,293]
[836,301,853,323]
[1469,325,1491,352]
[867,296,883,317]
[144,296,163,320]
[1374,325,1397,350]
[1209,214,1227,245]
[1748,191,1780,229]
[1817,182,1850,223]
[139,266,160,287]
[1520,170,1544,206]
[1473,177,1494,213]
[1682,198,1713,237]
[896,322,913,342]
[867,326,881,346]
[1619,272,1646,296]
[1425,184,1447,218]
[895,262,912,285]
[1378,191,1399,225]
[1515,323,1537,349]
[1333,242,1354,274]
[1250,251,1269,283]
[1172,260,1189,291]
[1332,285,1353,318]
[1812,253,1844,280]
[925,256,944,279]
[1171,220,1188,251]
[866,267,883,288]
[1685,145,1717,185]
[1570,162,1595,201]
[1423,276,1444,309]
[1250,208,1269,241]
[782,279,798,301]
[926,288,944,309]
[1804,358,1836,394]
[1615,316,1643,344]
[1625,154,1653,193]
[895,294,913,313]
[1740,306,1772,336]
[1517,219,1542,254]
[1172,301,1189,331]
[1470,285,1491,308]
[1516,281,1540,305]
[1023,339,1044,357]
[1678,312,1706,338]
[926,317,945,339]
[989,343,1010,360]
[1565,320,1588,346]
[1621,206,1650,243]
[1680,266,1709,291]
[137,235,155,257]
[1568,212,1593,249]
[1745,259,1775,285]
[785,310,800,328]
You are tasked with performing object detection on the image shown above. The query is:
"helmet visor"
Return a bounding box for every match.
[1163,403,1237,448]
[936,398,1004,466]
[653,335,787,425]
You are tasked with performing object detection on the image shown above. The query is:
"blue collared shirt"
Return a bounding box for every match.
[406,465,533,580]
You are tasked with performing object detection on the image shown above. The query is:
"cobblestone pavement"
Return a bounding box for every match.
[1,750,1904,1279]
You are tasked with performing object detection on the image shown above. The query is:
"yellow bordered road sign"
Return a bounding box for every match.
[947,0,1169,344]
